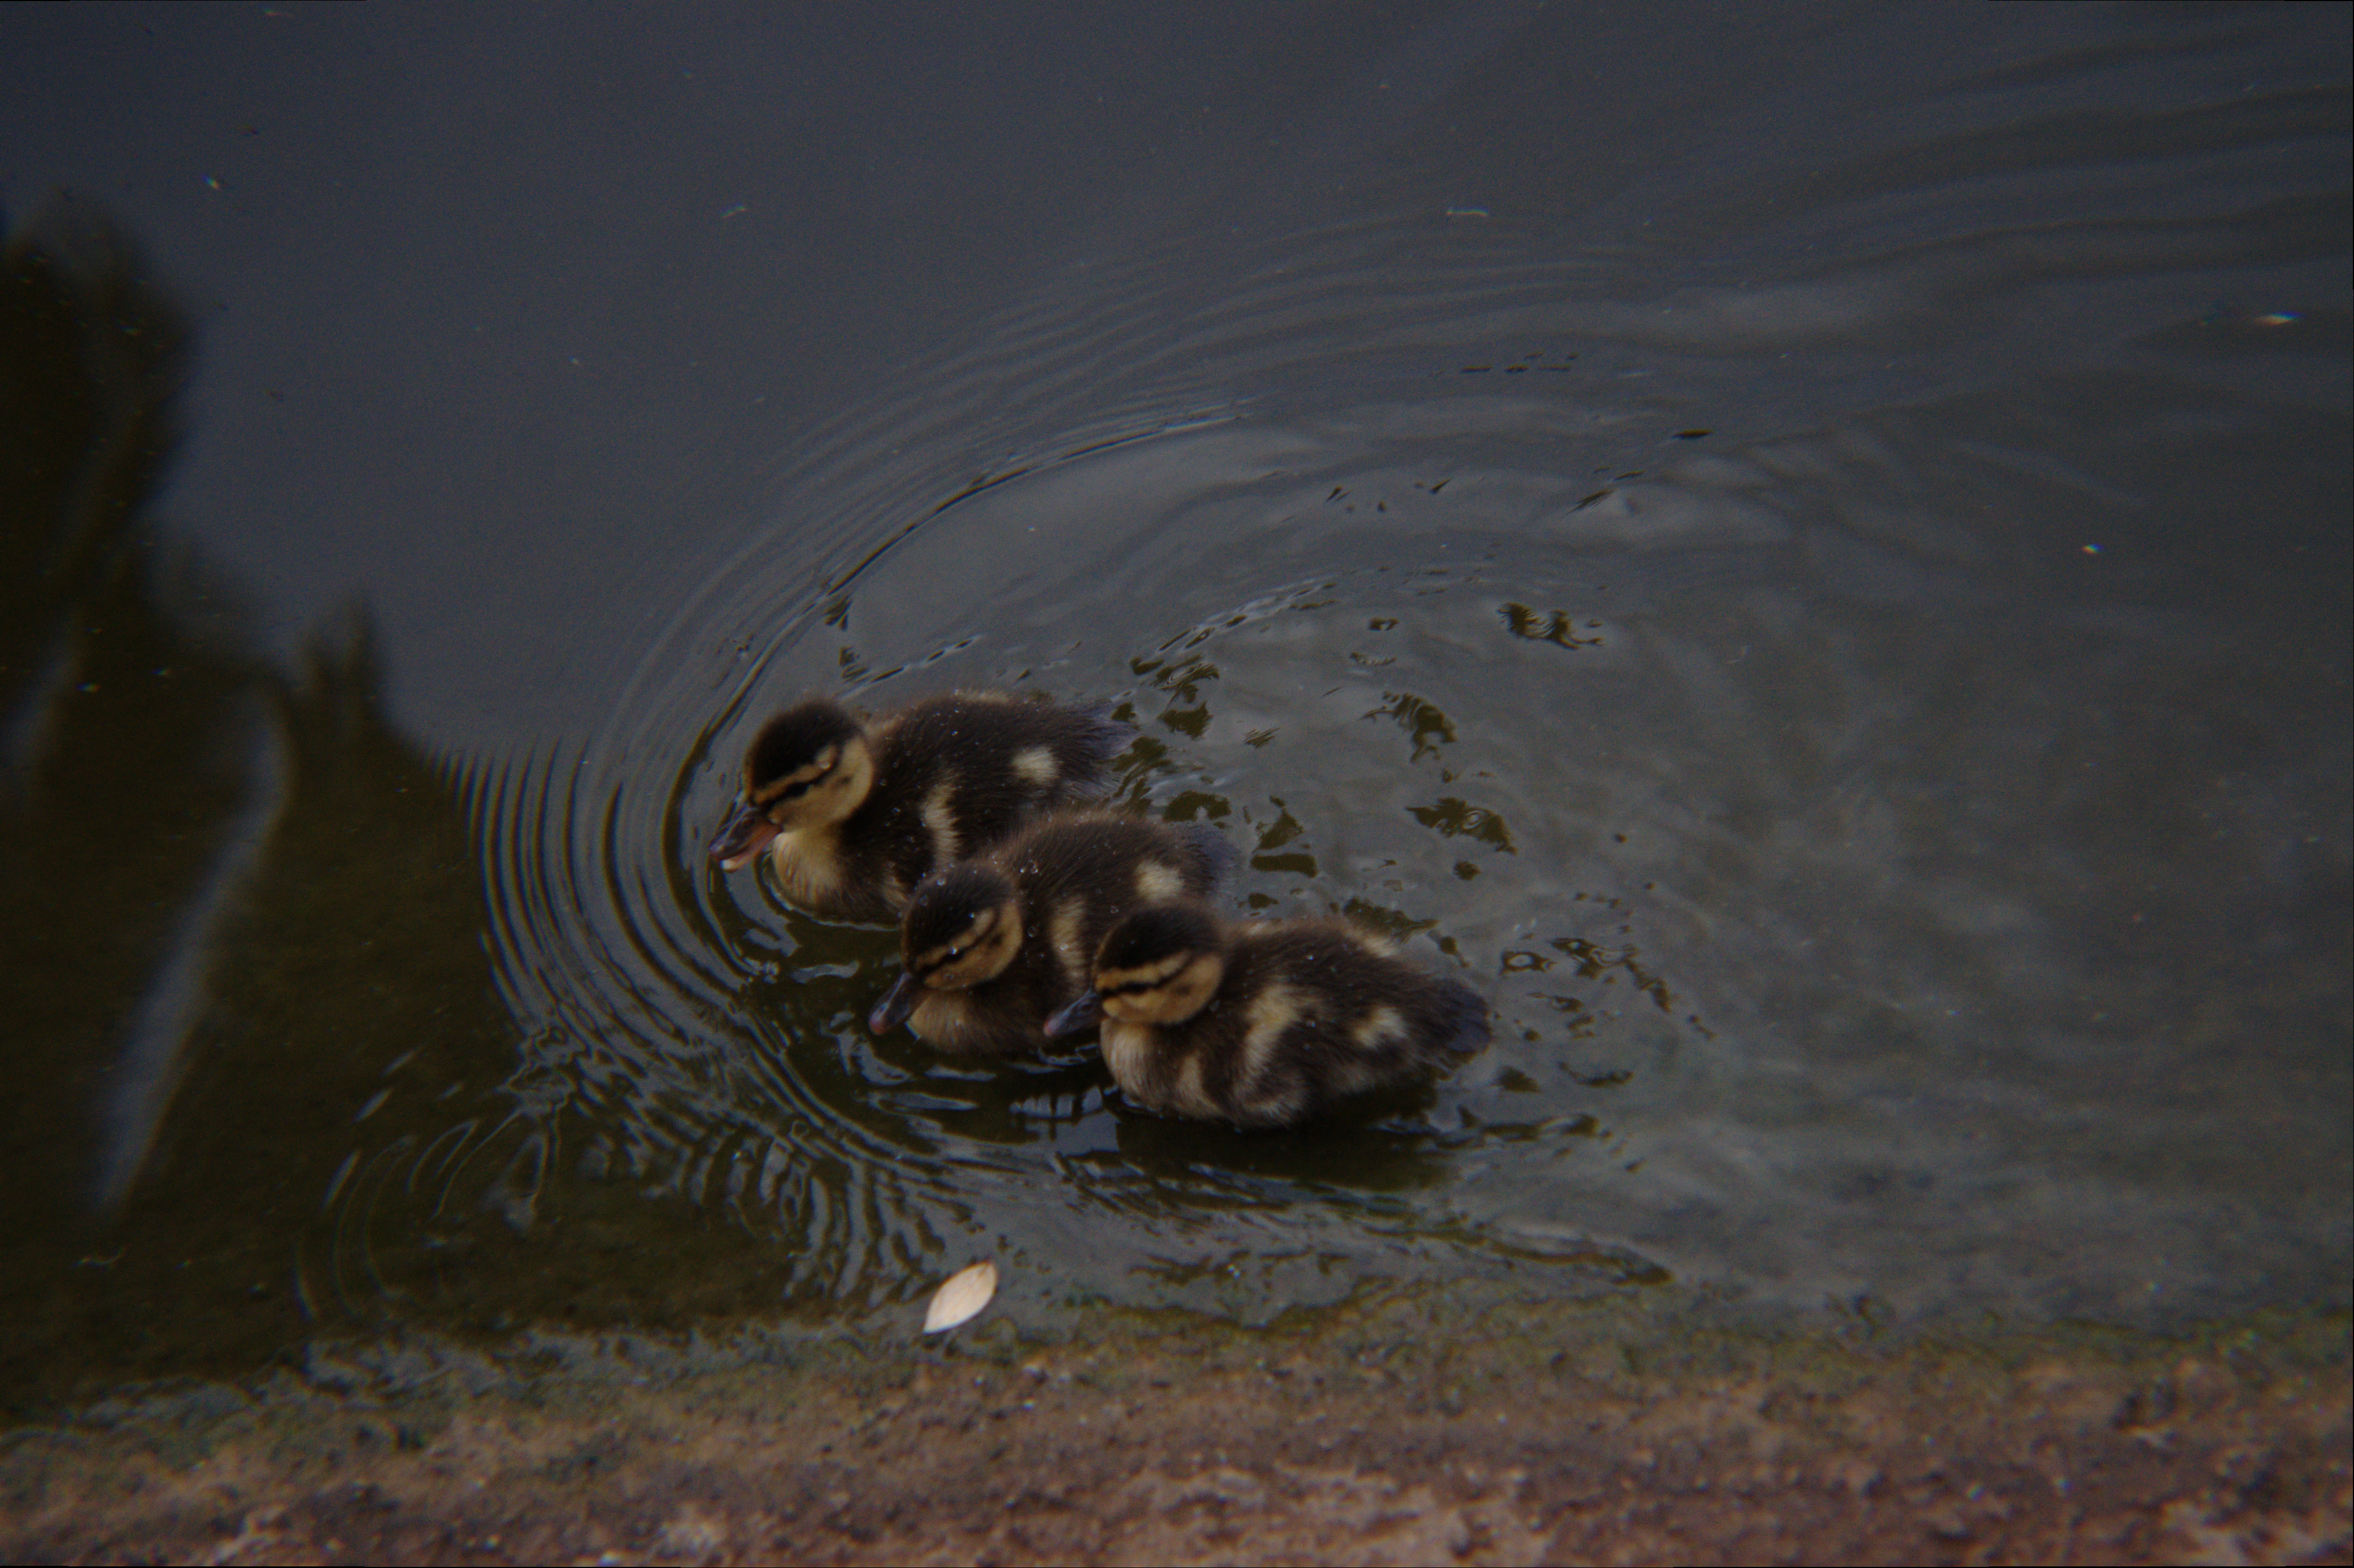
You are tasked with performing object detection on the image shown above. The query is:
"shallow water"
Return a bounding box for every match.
[2,2,2346,1401]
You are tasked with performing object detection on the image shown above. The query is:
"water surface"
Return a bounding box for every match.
[2,0,2345,1403]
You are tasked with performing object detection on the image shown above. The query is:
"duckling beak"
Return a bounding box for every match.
[710,800,779,871]
[868,970,923,1036]
[1042,989,1103,1040]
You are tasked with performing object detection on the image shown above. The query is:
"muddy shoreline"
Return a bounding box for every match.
[4,1286,2345,1565]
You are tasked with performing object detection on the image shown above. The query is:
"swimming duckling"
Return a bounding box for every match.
[868,812,1232,1055]
[710,691,1130,924]
[1043,902,1489,1128]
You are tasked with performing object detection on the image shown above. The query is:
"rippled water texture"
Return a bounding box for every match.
[3,2,2345,1397]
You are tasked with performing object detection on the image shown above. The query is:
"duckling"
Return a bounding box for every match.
[709,690,1130,924]
[1043,902,1489,1128]
[868,812,1233,1055]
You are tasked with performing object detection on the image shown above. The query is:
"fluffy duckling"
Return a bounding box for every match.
[868,812,1232,1055]
[710,691,1129,924]
[1043,902,1489,1128]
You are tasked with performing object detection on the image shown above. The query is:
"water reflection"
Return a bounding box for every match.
[1,205,517,1398]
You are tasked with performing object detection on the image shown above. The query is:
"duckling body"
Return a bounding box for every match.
[1046,903,1489,1128]
[710,691,1129,924]
[869,813,1232,1055]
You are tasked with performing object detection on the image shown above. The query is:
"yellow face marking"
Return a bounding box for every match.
[1011,745,1059,786]
[1100,988,1153,1024]
[834,737,876,812]
[1098,952,1190,994]
[1133,860,1183,903]
[977,906,1026,981]
[758,738,877,835]
[914,906,1013,989]
[752,744,838,806]
[1099,951,1216,1025]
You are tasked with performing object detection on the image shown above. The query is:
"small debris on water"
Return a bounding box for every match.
[924,1261,998,1333]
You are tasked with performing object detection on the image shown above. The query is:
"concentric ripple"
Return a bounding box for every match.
[317,5,2348,1333]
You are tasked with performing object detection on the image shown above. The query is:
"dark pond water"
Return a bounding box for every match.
[3,2,2346,1403]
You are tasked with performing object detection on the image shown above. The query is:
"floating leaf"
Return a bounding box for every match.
[923,1260,997,1333]
[1407,797,1517,853]
[1365,690,1456,760]
[1500,602,1603,650]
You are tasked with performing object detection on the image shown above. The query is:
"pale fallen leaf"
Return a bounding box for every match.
[923,1259,997,1333]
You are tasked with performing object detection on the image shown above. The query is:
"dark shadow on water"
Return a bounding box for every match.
[0,199,534,1407]
[1,202,858,1411]
[1100,1091,1458,1196]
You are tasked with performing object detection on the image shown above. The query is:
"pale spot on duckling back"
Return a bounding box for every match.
[919,777,960,867]
[1133,859,1184,903]
[1352,1004,1407,1052]
[1295,1004,1407,1099]
[1047,897,1088,991]
[1234,1078,1308,1126]
[1010,745,1059,786]
[1237,981,1308,1097]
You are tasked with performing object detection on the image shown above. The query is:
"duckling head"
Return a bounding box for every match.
[710,699,879,870]
[1044,903,1228,1038]
[866,863,1025,1033]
